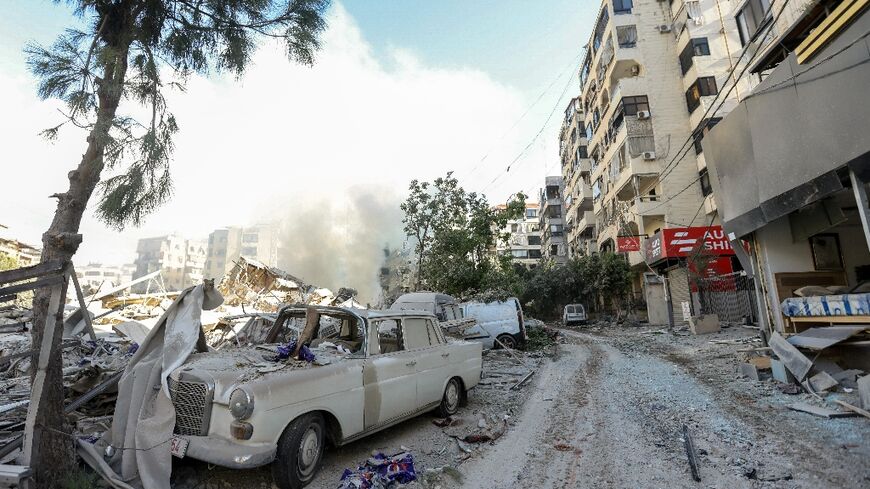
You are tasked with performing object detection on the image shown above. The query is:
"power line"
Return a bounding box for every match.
[461,52,584,180]
[481,56,583,193]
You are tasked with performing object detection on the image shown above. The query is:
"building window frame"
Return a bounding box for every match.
[613,0,633,14]
[699,168,713,196]
[621,95,649,116]
[679,37,710,75]
[685,77,718,113]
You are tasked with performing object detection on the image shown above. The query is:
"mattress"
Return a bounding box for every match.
[781,293,870,317]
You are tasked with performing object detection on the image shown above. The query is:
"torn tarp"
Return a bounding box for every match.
[78,283,223,489]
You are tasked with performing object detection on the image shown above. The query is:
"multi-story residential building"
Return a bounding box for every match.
[703,0,870,334]
[566,0,769,320]
[559,97,597,258]
[133,235,207,291]
[0,225,41,267]
[539,176,568,264]
[204,223,280,280]
[496,204,543,268]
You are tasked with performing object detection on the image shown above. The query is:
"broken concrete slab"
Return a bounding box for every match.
[112,320,153,345]
[859,375,870,410]
[787,402,855,418]
[771,358,797,384]
[786,326,867,351]
[832,369,864,389]
[808,371,839,392]
[689,314,720,335]
[813,358,845,376]
[769,332,813,381]
[739,363,760,381]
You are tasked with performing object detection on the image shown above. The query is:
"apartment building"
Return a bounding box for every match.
[0,225,41,267]
[133,235,207,291]
[559,98,597,258]
[496,204,543,268]
[204,223,280,280]
[561,0,771,320]
[539,176,568,265]
[702,0,870,333]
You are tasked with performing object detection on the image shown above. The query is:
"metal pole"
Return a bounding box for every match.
[664,275,675,330]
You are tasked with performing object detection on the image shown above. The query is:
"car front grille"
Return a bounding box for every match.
[168,376,213,436]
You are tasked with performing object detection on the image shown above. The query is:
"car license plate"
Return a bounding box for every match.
[170,436,189,458]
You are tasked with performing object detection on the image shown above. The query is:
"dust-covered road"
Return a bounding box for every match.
[460,329,870,488]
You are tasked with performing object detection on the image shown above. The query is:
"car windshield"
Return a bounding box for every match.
[234,309,365,353]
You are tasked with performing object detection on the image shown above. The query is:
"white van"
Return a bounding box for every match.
[460,298,526,350]
[390,292,464,321]
[563,304,588,326]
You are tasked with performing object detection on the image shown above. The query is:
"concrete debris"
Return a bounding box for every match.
[808,371,839,393]
[768,332,813,381]
[738,363,760,381]
[859,375,870,410]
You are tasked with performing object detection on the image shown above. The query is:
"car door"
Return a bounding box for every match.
[402,317,448,408]
[363,318,418,429]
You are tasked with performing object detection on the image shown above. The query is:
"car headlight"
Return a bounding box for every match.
[229,388,254,420]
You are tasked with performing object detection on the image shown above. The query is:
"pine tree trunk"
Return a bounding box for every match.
[29,41,129,489]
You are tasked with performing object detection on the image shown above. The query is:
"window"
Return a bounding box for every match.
[616,25,637,47]
[546,185,561,199]
[592,9,610,52]
[375,319,402,354]
[736,0,771,46]
[551,245,560,256]
[242,234,258,243]
[528,235,542,245]
[529,249,542,259]
[693,117,722,154]
[679,38,710,75]
[511,249,529,258]
[585,122,594,140]
[528,223,540,232]
[526,208,537,219]
[577,146,588,159]
[511,223,519,233]
[621,95,649,116]
[685,77,717,113]
[550,224,563,235]
[699,169,713,196]
[548,205,562,218]
[592,178,602,200]
[402,318,431,349]
[426,320,443,346]
[613,0,633,14]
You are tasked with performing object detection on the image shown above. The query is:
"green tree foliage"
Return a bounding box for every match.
[521,253,632,319]
[400,173,525,297]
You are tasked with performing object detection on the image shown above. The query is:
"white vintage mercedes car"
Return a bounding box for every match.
[167,305,482,489]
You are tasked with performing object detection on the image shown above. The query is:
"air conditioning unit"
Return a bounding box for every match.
[657,24,672,33]
[642,151,657,160]
[630,65,640,75]
[637,110,651,119]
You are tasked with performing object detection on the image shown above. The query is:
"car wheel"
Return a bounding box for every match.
[272,413,325,489]
[437,378,462,417]
[497,334,517,350]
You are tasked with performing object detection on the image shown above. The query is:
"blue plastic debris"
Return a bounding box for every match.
[126,342,139,356]
[338,451,417,488]
[273,339,315,363]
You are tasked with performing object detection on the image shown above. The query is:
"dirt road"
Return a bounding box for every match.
[460,329,870,488]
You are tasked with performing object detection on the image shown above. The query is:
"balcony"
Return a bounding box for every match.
[629,196,665,217]
[577,210,596,236]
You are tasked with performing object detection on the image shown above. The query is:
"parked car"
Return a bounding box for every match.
[460,297,527,349]
[563,303,588,326]
[167,305,482,489]
[391,292,463,321]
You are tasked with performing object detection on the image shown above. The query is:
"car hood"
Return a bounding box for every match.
[173,345,355,401]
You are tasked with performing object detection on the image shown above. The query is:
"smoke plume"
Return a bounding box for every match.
[276,186,405,304]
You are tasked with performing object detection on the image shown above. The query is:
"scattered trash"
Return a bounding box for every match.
[339,451,417,488]
[553,442,575,452]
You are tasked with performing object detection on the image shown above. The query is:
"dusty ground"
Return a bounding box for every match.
[174,324,870,488]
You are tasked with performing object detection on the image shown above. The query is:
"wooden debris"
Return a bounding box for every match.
[833,400,870,420]
[787,402,855,418]
[748,356,771,369]
[682,424,701,482]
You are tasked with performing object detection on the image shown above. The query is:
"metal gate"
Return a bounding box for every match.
[666,265,692,324]
[693,271,758,325]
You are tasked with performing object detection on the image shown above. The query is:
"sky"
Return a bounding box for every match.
[0,0,596,291]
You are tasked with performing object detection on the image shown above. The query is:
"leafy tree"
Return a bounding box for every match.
[24,1,330,485]
[400,173,525,296]
[400,173,466,289]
